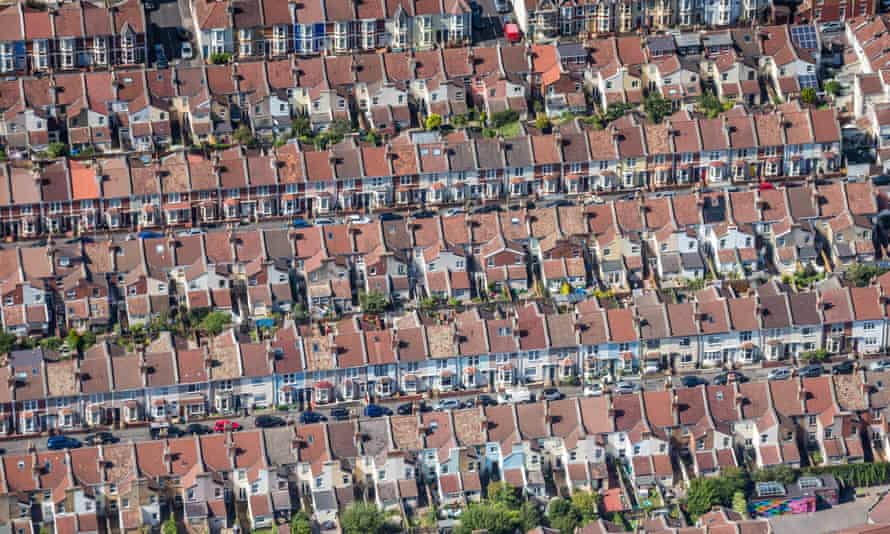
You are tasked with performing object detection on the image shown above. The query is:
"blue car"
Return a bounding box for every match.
[47,436,82,450]
[291,218,312,228]
[364,404,392,418]
[299,411,326,424]
[137,230,163,239]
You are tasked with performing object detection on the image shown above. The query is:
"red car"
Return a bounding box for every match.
[214,420,241,432]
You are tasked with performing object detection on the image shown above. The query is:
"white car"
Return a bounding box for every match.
[583,383,603,397]
[434,399,461,411]
[767,367,793,381]
[614,381,640,395]
[346,214,371,225]
[870,359,890,371]
[181,42,193,59]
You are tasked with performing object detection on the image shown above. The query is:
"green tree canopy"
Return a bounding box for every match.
[487,480,520,509]
[547,497,581,534]
[455,502,517,534]
[291,511,312,534]
[801,87,817,105]
[644,94,672,123]
[425,113,443,131]
[340,502,389,534]
[198,311,232,337]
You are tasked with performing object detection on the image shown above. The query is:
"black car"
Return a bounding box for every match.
[680,375,707,388]
[397,403,414,415]
[150,424,184,439]
[378,212,404,221]
[477,394,498,407]
[713,371,748,385]
[874,174,890,187]
[84,432,118,446]
[185,423,212,435]
[798,364,824,378]
[330,407,351,420]
[255,415,287,428]
[410,210,436,219]
[833,360,856,375]
[299,411,327,424]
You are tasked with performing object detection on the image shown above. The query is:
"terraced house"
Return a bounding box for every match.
[192,0,471,59]
[0,0,146,74]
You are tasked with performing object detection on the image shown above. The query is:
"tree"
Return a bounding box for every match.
[487,480,520,509]
[291,115,312,138]
[535,113,552,131]
[66,330,82,353]
[801,348,829,363]
[801,87,818,105]
[456,503,517,534]
[604,102,632,123]
[198,311,232,337]
[732,491,748,519]
[846,264,888,288]
[686,478,720,520]
[359,291,390,314]
[547,497,581,534]
[490,110,519,128]
[517,501,543,533]
[340,502,389,534]
[233,125,255,146]
[0,331,16,355]
[291,511,312,534]
[825,80,841,97]
[425,113,443,131]
[697,91,724,119]
[571,491,600,524]
[611,512,630,531]
[46,142,68,159]
[644,94,672,123]
[161,518,177,534]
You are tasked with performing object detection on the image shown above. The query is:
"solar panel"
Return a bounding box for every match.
[756,481,786,497]
[798,74,819,89]
[791,25,818,50]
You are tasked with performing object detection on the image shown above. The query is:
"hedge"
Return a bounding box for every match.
[802,462,890,488]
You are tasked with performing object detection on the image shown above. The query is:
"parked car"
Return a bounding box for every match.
[213,420,241,432]
[378,212,404,221]
[680,375,707,388]
[798,364,824,378]
[767,367,793,381]
[180,41,193,59]
[84,432,118,446]
[713,371,748,385]
[472,204,503,214]
[410,209,436,219]
[47,436,82,450]
[583,383,603,397]
[329,407,350,421]
[364,404,392,418]
[291,217,312,228]
[254,415,286,428]
[614,381,640,394]
[299,411,326,424]
[870,359,890,372]
[313,217,335,226]
[434,399,462,411]
[833,360,856,375]
[154,44,168,68]
[397,403,414,415]
[477,394,498,406]
[185,423,212,435]
[346,214,371,225]
[137,230,163,239]
[540,388,563,401]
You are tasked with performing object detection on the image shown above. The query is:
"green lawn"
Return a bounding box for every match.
[498,120,522,138]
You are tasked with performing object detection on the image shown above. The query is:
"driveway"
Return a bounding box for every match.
[770,495,873,534]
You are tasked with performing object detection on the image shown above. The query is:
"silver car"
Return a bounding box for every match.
[767,367,792,381]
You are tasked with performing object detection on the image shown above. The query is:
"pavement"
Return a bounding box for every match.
[770,492,876,534]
